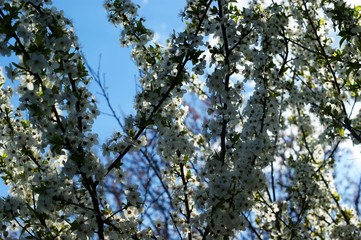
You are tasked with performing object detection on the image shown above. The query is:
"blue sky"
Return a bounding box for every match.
[0,0,185,196]
[51,0,185,141]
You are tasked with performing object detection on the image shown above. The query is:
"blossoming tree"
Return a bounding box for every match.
[1,0,361,239]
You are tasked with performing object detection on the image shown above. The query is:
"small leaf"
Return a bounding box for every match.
[186,170,191,180]
[338,127,345,137]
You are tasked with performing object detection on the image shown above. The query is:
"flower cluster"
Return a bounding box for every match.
[1,0,361,239]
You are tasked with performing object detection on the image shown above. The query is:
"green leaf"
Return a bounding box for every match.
[70,220,80,231]
[323,105,332,115]
[337,127,345,137]
[186,170,191,180]
[339,35,349,46]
